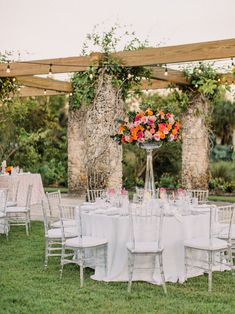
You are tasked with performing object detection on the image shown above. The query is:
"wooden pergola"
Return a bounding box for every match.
[1,38,235,97]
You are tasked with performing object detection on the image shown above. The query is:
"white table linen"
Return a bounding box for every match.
[81,209,210,284]
[0,173,45,206]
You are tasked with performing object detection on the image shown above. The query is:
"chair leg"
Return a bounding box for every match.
[44,239,49,268]
[80,249,85,288]
[128,252,135,293]
[208,251,213,293]
[25,219,29,236]
[60,244,65,279]
[159,253,167,294]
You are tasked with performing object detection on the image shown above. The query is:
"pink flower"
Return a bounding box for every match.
[144,130,152,139]
[141,116,148,124]
[149,115,157,123]
[150,128,155,134]
[166,113,171,118]
[135,114,141,121]
[168,117,175,124]
[154,132,161,141]
[137,131,144,139]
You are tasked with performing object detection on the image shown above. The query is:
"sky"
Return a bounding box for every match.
[1,0,235,61]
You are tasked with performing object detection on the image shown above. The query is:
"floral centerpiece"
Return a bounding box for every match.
[112,109,180,199]
[6,166,13,174]
[112,109,180,145]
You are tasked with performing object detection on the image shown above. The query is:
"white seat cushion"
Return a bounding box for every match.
[6,206,28,213]
[47,227,78,239]
[51,219,77,228]
[184,237,228,251]
[7,201,17,207]
[65,236,107,248]
[126,241,163,253]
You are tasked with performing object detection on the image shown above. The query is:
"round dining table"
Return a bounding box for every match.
[81,206,211,284]
[0,173,45,206]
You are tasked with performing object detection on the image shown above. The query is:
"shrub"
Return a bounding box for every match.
[210,161,233,182]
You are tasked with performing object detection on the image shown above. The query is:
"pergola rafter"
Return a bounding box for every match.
[1,37,235,97]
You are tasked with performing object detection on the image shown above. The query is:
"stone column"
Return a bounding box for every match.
[181,93,210,189]
[68,74,124,195]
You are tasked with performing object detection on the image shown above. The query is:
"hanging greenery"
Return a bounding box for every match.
[0,53,19,103]
[70,26,151,110]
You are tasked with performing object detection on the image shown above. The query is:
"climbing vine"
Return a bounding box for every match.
[0,53,19,103]
[70,26,151,110]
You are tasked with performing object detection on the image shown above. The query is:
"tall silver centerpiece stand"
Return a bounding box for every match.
[141,143,162,199]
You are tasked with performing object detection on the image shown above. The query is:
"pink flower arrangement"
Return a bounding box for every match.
[112,109,180,145]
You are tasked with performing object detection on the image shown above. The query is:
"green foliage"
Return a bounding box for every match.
[209,161,235,193]
[0,95,68,187]
[182,63,227,101]
[122,141,182,189]
[71,26,151,110]
[159,174,177,189]
[210,161,234,182]
[211,99,235,144]
[140,91,188,117]
[0,53,19,103]
[210,144,234,161]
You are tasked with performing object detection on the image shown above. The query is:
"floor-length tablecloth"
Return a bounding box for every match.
[0,173,45,205]
[82,211,210,284]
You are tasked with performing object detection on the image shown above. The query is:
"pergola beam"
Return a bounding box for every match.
[1,38,235,77]
[17,86,66,97]
[150,67,188,84]
[16,78,170,97]
[17,76,72,92]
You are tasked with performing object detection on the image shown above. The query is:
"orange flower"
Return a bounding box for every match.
[158,123,166,132]
[175,121,180,130]
[172,129,178,135]
[119,125,125,134]
[167,124,172,131]
[159,132,166,139]
[146,109,153,116]
[159,111,165,117]
[139,125,144,132]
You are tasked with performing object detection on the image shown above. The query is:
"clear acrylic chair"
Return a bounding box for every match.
[216,204,235,261]
[184,205,234,292]
[46,190,76,228]
[187,189,209,204]
[46,190,62,218]
[7,179,20,207]
[6,184,33,236]
[86,189,105,203]
[41,200,78,268]
[0,188,9,238]
[59,204,108,287]
[126,203,167,293]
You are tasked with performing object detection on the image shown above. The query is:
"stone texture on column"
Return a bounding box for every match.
[68,74,124,194]
[181,93,210,189]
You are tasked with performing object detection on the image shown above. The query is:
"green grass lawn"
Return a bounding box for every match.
[208,195,235,203]
[0,223,235,314]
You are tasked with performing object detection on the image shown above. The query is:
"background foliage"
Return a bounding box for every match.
[0,95,68,187]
